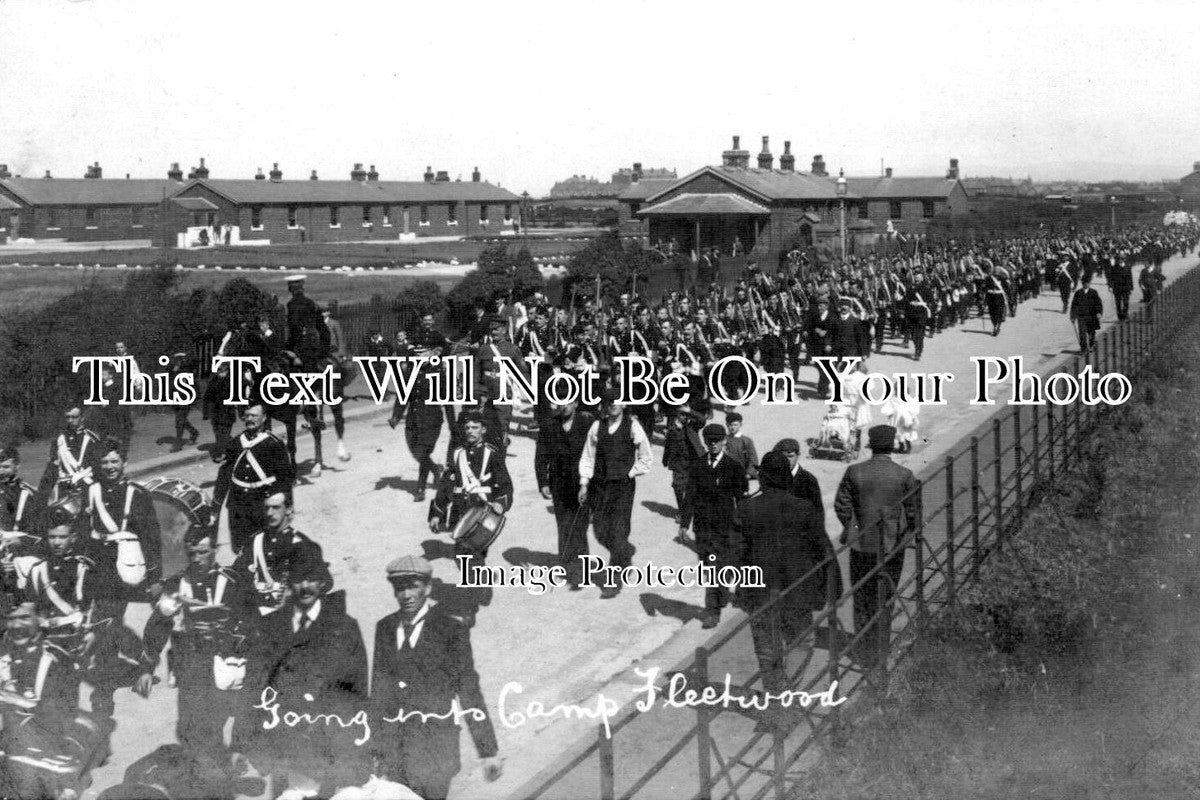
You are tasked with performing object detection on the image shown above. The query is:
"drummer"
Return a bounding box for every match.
[0,447,37,535]
[84,438,163,612]
[230,491,321,616]
[36,403,100,507]
[428,410,512,566]
[8,505,97,625]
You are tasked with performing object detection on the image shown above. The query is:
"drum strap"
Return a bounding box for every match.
[252,534,275,585]
[28,649,54,702]
[232,436,275,489]
[89,484,133,538]
[181,572,227,606]
[15,487,29,527]
[455,448,492,497]
[28,560,76,616]
[57,435,90,479]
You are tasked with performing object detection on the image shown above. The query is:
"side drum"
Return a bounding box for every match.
[143,477,213,577]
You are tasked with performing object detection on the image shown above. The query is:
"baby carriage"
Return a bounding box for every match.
[809,403,860,462]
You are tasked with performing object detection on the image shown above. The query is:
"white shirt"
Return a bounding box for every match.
[292,599,322,634]
[397,601,430,649]
[578,415,654,482]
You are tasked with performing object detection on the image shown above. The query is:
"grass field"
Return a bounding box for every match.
[0,236,590,313]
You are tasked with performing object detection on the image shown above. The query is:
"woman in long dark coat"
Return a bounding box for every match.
[737,451,840,692]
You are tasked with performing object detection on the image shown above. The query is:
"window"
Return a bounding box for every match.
[287,205,298,228]
[447,203,458,224]
[362,205,372,227]
[329,206,340,228]
[889,201,903,219]
[251,206,263,229]
[629,202,641,216]
[382,205,391,226]
[131,206,143,226]
[858,203,869,220]
[47,207,59,229]
[419,205,429,225]
[85,207,97,227]
[479,204,489,224]
[504,203,513,221]
[922,201,935,218]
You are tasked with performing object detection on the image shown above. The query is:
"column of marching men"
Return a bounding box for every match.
[0,222,1197,799]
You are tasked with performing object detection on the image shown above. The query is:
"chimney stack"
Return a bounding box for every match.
[310,170,319,180]
[269,162,283,182]
[472,166,481,182]
[84,161,102,179]
[255,167,265,181]
[811,155,827,177]
[367,165,379,181]
[721,135,751,169]
[194,158,209,179]
[43,170,53,180]
[0,164,9,179]
[168,162,183,181]
[885,167,893,178]
[424,165,435,183]
[780,141,795,172]
[757,136,773,170]
[1194,161,1200,174]
[946,158,959,180]
[350,163,366,182]
[435,170,450,182]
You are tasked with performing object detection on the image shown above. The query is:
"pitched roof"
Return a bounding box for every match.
[618,178,678,201]
[846,176,960,199]
[638,193,771,216]
[190,178,521,205]
[0,178,182,205]
[171,196,219,211]
[644,166,853,204]
[0,195,20,210]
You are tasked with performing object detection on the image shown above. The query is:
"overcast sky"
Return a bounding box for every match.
[1,0,1197,194]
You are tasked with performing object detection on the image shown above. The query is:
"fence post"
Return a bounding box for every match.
[944,456,956,607]
[1013,407,1024,526]
[694,646,713,800]
[1031,402,1041,489]
[993,418,1004,548]
[1046,402,1056,485]
[599,724,615,800]
[1073,355,1085,461]
[825,558,843,745]
[970,436,981,575]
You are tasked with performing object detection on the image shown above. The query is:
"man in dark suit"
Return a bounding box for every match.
[535,399,594,589]
[828,298,867,363]
[834,425,920,667]
[1106,255,1134,321]
[689,425,748,629]
[232,544,368,796]
[371,556,502,800]
[1069,273,1104,354]
[737,451,836,693]
[806,296,833,396]
[771,438,824,515]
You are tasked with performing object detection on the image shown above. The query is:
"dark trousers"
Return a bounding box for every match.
[552,496,590,584]
[590,478,636,569]
[1114,291,1130,320]
[173,406,198,440]
[695,521,736,613]
[906,313,928,357]
[1076,319,1098,351]
[226,489,266,554]
[177,683,234,755]
[747,600,813,692]
[849,547,906,665]
[671,470,693,530]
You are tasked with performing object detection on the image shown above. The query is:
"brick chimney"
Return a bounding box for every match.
[722,135,751,169]
[632,162,643,182]
[254,167,265,181]
[811,154,827,177]
[885,167,893,178]
[757,136,773,170]
[424,165,435,183]
[946,158,959,180]
[194,158,209,179]
[85,161,102,179]
[168,162,183,181]
[435,170,450,182]
[268,163,282,182]
[1192,161,1199,174]
[472,166,481,182]
[310,169,319,180]
[779,141,795,172]
[0,164,9,179]
[367,165,379,181]
[43,170,52,180]
[350,163,366,182]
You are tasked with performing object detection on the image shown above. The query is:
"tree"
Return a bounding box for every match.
[395,280,447,331]
[444,245,544,329]
[564,231,652,304]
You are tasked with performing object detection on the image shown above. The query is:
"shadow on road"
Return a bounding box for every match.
[639,592,706,624]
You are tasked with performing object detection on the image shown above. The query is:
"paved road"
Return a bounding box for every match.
[74,247,1198,800]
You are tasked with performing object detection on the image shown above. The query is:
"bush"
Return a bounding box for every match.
[564,230,654,304]
[394,280,447,331]
[444,245,544,331]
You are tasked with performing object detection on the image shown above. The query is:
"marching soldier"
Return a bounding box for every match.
[429,411,513,565]
[138,524,253,756]
[0,446,37,535]
[9,506,97,625]
[37,404,101,506]
[85,438,163,608]
[904,274,933,358]
[284,274,330,357]
[213,402,296,555]
[230,491,321,616]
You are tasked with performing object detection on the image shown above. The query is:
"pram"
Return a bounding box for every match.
[809,403,861,462]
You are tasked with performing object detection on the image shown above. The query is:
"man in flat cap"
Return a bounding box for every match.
[834,424,920,667]
[579,387,653,598]
[233,543,368,796]
[370,556,501,800]
[688,424,748,628]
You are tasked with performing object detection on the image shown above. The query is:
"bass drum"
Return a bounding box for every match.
[144,477,213,578]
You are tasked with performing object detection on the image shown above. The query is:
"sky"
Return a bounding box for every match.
[1,0,1198,195]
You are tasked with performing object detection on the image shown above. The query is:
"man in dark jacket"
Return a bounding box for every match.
[737,451,835,692]
[371,556,502,800]
[771,438,824,515]
[233,545,368,796]
[1069,274,1104,354]
[834,425,920,667]
[1106,256,1133,320]
[535,399,594,589]
[689,424,748,628]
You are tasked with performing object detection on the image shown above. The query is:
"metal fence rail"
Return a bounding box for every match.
[513,265,1200,800]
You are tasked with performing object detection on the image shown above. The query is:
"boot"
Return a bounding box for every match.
[337,440,350,462]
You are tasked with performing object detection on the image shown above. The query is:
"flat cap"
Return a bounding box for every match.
[387,555,433,579]
[868,424,897,451]
[702,423,727,441]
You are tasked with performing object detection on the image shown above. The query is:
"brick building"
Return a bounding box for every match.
[618,137,969,258]
[1179,161,1200,210]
